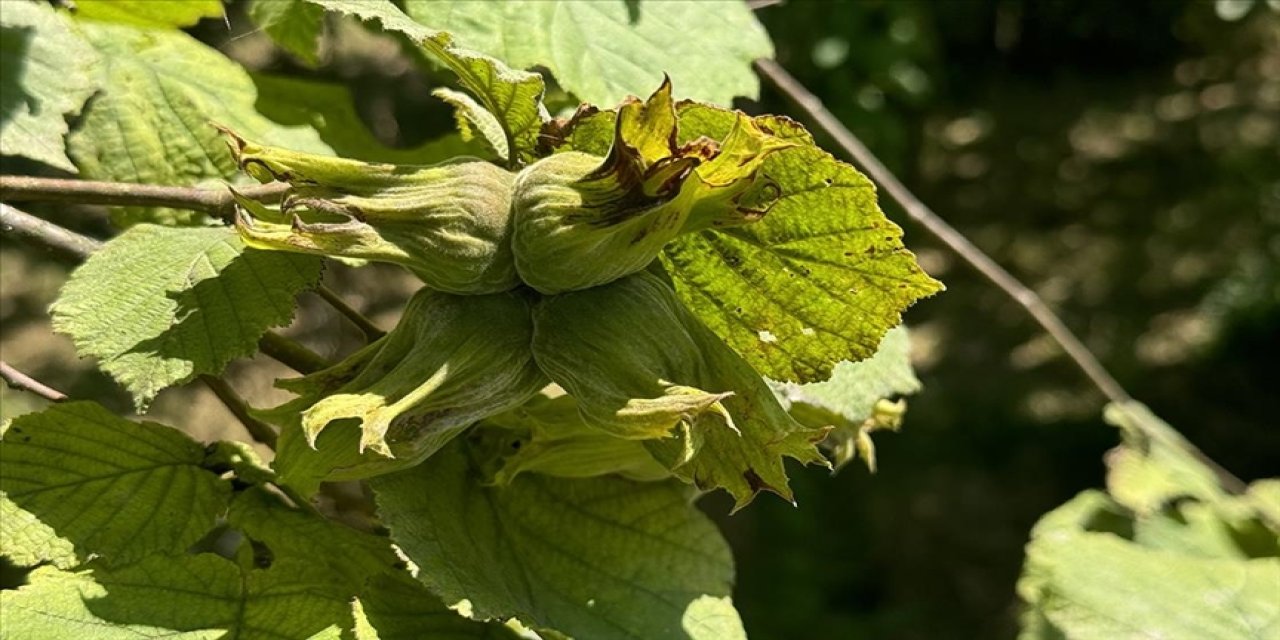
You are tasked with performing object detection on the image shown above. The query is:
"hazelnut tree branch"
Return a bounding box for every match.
[0,360,68,403]
[753,57,1246,493]
[1,202,103,259]
[315,285,386,342]
[1,176,384,340]
[200,375,278,449]
[0,175,286,222]
[0,203,332,442]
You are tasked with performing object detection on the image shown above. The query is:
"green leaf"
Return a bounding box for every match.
[67,19,331,226]
[548,102,941,383]
[1018,404,1280,640]
[0,566,222,639]
[1103,401,1227,515]
[252,74,490,164]
[0,402,229,567]
[372,440,745,640]
[1019,493,1280,640]
[433,87,511,161]
[247,0,326,66]
[1,556,351,639]
[230,486,516,639]
[661,105,943,383]
[0,0,100,172]
[205,440,276,485]
[73,0,224,27]
[0,493,77,570]
[401,0,773,106]
[228,486,402,584]
[772,326,920,470]
[50,225,322,409]
[302,0,546,165]
[356,575,525,640]
[772,325,920,424]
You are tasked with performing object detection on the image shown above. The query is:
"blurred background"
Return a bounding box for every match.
[1,1,1277,638]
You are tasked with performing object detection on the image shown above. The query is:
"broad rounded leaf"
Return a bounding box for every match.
[402,0,773,106]
[548,101,941,383]
[68,19,330,226]
[662,106,943,382]
[51,225,321,409]
[1020,493,1280,640]
[0,402,229,567]
[302,0,546,166]
[252,74,489,164]
[0,0,100,172]
[372,441,746,640]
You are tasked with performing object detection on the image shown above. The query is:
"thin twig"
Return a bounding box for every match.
[257,332,331,374]
[0,175,287,221]
[0,361,68,402]
[753,58,1247,493]
[0,207,332,377]
[200,375,278,449]
[1,203,102,259]
[315,285,385,341]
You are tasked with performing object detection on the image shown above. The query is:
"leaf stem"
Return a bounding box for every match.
[314,285,386,341]
[0,175,287,221]
[200,375,278,449]
[753,58,1247,493]
[0,360,68,402]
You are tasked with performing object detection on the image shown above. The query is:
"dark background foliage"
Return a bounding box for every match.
[1,1,1275,637]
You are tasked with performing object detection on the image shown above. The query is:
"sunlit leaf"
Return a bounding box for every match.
[51,225,321,408]
[0,402,229,567]
[402,0,773,106]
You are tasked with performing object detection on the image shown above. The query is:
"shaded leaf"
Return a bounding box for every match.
[247,0,326,66]
[402,0,773,106]
[303,0,546,165]
[253,73,490,164]
[0,0,99,171]
[0,402,229,567]
[68,19,330,226]
[372,440,746,640]
[51,225,321,408]
[230,486,517,640]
